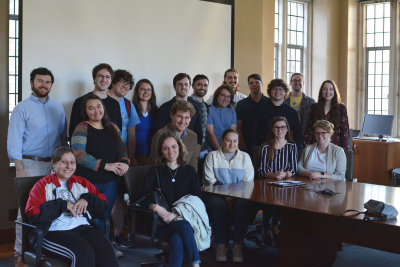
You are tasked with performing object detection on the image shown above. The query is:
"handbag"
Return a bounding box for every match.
[338,199,398,232]
[131,168,169,225]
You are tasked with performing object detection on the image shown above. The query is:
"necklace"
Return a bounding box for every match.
[168,166,178,182]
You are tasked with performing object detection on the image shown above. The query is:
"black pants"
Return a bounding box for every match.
[42,225,119,267]
[203,194,251,245]
[262,204,281,227]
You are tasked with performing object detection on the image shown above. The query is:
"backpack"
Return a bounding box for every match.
[123,97,131,118]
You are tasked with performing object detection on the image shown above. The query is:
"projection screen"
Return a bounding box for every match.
[21,0,232,127]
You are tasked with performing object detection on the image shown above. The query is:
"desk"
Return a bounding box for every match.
[202,178,400,267]
[352,139,400,185]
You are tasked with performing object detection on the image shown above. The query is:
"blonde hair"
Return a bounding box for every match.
[313,120,334,135]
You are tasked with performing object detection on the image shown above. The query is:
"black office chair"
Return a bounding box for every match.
[14,176,111,267]
[125,166,170,266]
[14,176,68,267]
[344,150,354,181]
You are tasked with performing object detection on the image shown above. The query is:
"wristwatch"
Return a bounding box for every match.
[320,172,324,178]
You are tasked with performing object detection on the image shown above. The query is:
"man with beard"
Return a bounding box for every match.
[146,101,198,170]
[190,74,210,183]
[284,73,315,134]
[206,68,246,109]
[7,67,68,267]
[69,63,122,139]
[153,73,203,155]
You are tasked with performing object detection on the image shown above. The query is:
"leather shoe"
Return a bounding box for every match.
[14,255,28,267]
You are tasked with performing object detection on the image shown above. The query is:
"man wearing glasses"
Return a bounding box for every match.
[284,73,315,134]
[252,78,303,155]
[107,69,140,253]
[235,74,270,154]
[69,63,122,139]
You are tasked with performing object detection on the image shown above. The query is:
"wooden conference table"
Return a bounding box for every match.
[201,177,400,267]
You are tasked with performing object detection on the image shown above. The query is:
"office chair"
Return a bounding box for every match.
[125,166,170,267]
[14,176,111,267]
[344,150,354,181]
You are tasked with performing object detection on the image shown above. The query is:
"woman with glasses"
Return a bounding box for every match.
[206,85,237,151]
[258,116,297,246]
[298,120,346,181]
[132,79,159,166]
[303,80,350,150]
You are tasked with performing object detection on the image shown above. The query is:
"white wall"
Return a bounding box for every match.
[22,0,232,123]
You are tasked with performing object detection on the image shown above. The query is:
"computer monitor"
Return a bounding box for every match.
[361,114,394,139]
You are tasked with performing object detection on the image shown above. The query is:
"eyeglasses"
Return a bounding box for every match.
[273,126,287,131]
[139,88,152,92]
[291,79,303,83]
[119,80,131,86]
[314,132,329,136]
[249,81,262,85]
[220,94,232,99]
[97,74,111,80]
[271,87,285,92]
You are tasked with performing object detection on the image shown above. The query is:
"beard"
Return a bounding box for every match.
[31,85,50,98]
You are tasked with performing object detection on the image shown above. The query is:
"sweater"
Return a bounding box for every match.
[203,148,254,187]
[135,165,202,209]
[69,92,122,139]
[152,97,204,145]
[297,143,347,180]
[252,100,303,151]
[71,122,130,184]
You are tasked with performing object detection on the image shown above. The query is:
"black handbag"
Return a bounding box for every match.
[132,168,169,225]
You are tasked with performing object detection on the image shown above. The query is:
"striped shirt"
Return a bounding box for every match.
[258,141,298,178]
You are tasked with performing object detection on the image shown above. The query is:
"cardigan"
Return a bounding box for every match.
[71,122,130,184]
[145,123,198,171]
[203,148,254,187]
[297,143,347,180]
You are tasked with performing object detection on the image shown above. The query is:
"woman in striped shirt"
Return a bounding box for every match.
[258,116,298,246]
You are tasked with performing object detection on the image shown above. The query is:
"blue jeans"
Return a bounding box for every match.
[156,220,200,266]
[92,180,118,233]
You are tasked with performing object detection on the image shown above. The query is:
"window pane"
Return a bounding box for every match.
[382,87,389,98]
[368,75,375,86]
[368,50,375,61]
[368,63,375,73]
[375,33,383,47]
[375,63,382,74]
[10,0,15,15]
[9,39,15,56]
[375,50,382,62]
[296,49,301,60]
[16,39,19,56]
[375,18,383,32]
[290,48,295,60]
[375,99,382,110]
[291,17,296,30]
[375,75,382,86]
[297,32,303,46]
[290,31,296,44]
[16,20,19,37]
[16,58,18,75]
[9,20,15,38]
[375,4,383,18]
[297,17,303,32]
[382,75,389,86]
[9,57,15,75]
[9,94,16,113]
[384,33,390,47]
[384,18,390,32]
[366,5,374,19]
[383,50,390,61]
[375,87,381,98]
[368,99,374,109]
[296,62,301,72]
[9,76,15,93]
[366,19,374,34]
[382,62,389,74]
[384,3,390,17]
[298,3,303,17]
[367,34,375,47]
[368,87,374,98]
[291,2,297,16]
[275,29,278,43]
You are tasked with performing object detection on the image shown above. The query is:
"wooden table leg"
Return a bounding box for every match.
[279,207,337,267]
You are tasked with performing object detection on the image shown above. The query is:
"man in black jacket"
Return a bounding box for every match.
[153,73,203,155]
[252,78,303,153]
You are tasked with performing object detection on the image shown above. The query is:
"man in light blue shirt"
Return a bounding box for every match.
[7,67,67,266]
[107,69,140,250]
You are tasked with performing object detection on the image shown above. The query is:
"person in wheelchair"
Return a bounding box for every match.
[203,128,254,263]
[25,146,118,267]
[135,132,203,267]
[258,116,298,246]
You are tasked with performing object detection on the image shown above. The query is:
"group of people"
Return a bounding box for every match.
[8,64,350,267]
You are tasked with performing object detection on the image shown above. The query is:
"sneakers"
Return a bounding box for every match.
[113,233,134,248]
[114,247,124,258]
[232,245,243,263]
[216,244,228,262]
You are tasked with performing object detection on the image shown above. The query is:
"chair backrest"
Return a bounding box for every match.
[251,146,261,179]
[349,129,353,150]
[344,150,354,181]
[14,176,44,223]
[125,166,152,202]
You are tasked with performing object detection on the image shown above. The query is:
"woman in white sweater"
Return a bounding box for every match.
[297,120,347,180]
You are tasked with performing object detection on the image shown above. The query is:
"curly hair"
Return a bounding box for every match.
[315,80,342,131]
[211,85,234,108]
[171,101,196,118]
[266,79,290,99]
[154,132,187,167]
[111,69,134,90]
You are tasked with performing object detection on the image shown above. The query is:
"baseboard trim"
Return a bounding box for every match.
[0,228,15,246]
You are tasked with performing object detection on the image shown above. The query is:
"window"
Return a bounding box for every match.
[274,0,310,86]
[9,0,19,120]
[365,2,390,115]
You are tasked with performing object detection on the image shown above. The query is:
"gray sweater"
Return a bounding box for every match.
[297,143,347,180]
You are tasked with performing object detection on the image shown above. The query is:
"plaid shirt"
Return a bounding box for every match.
[285,92,316,134]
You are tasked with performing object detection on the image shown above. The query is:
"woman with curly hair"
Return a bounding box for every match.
[303,80,350,150]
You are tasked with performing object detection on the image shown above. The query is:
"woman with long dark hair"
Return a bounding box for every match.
[135,132,203,267]
[303,80,350,150]
[71,94,129,231]
[258,116,297,247]
[132,79,159,166]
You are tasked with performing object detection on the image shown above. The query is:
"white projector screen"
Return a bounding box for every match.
[22,0,232,125]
